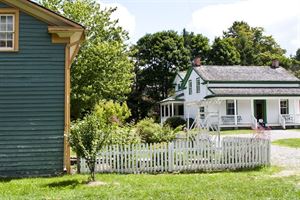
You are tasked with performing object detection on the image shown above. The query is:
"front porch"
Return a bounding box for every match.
[187,97,300,129]
[160,101,185,124]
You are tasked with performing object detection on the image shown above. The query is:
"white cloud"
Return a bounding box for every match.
[98,1,136,39]
[189,0,300,55]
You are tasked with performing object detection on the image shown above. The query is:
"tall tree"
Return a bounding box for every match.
[210,37,240,65]
[295,48,300,61]
[183,29,210,64]
[223,21,286,66]
[129,31,190,120]
[40,0,134,119]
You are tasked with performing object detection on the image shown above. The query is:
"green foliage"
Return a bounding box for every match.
[210,37,240,65]
[40,0,134,119]
[183,29,211,64]
[135,118,180,143]
[129,30,210,120]
[109,125,141,145]
[93,100,140,145]
[94,100,131,126]
[295,48,300,61]
[164,116,186,129]
[222,21,286,66]
[70,113,110,181]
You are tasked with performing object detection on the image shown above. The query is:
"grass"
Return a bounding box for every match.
[272,138,300,148]
[0,167,299,200]
[220,128,254,135]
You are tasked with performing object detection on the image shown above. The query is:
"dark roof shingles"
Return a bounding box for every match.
[194,66,299,82]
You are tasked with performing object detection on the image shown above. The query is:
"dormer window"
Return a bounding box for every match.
[0,9,19,51]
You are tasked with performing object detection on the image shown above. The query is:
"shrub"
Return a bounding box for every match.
[135,118,181,143]
[70,113,110,181]
[109,125,141,145]
[164,117,186,129]
[94,100,131,127]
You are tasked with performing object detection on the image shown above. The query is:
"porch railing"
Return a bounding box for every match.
[281,114,300,124]
[220,115,242,125]
[279,115,286,129]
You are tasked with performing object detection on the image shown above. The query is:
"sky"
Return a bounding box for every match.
[99,0,300,56]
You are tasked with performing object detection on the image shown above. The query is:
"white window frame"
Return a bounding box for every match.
[0,14,14,51]
[196,77,200,93]
[188,80,192,95]
[280,99,289,114]
[226,100,235,115]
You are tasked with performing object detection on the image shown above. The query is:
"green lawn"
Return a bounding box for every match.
[0,168,299,200]
[272,138,300,148]
[220,128,255,135]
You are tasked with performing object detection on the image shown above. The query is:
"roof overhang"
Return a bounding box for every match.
[1,0,83,28]
[1,0,85,63]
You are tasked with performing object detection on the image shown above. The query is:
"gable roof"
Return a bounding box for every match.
[178,71,187,80]
[0,0,85,63]
[1,0,83,28]
[194,66,299,82]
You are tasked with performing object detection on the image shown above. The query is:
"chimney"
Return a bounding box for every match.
[271,59,279,68]
[193,57,201,67]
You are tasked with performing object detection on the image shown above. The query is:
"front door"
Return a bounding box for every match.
[254,100,267,123]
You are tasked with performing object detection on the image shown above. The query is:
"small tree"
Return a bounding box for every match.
[70,113,110,181]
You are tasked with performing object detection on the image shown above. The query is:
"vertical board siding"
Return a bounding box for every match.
[0,2,65,177]
[81,137,271,174]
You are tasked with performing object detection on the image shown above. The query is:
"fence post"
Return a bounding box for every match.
[168,142,174,172]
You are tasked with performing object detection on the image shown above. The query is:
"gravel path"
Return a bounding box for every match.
[225,130,300,172]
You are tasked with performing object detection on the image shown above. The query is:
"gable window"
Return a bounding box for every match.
[196,78,201,93]
[188,80,192,95]
[226,100,235,115]
[177,84,181,91]
[0,9,19,51]
[280,99,289,114]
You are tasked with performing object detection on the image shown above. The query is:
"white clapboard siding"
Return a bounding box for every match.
[80,137,270,174]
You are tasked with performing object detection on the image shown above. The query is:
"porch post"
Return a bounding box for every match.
[250,99,254,117]
[278,99,281,115]
[171,103,174,117]
[160,105,162,123]
[234,99,237,126]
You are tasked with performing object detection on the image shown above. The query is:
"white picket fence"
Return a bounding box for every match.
[80,137,270,174]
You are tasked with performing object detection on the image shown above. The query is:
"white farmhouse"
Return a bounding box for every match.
[160,59,300,129]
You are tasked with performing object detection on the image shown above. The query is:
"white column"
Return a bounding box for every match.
[250,99,254,117]
[278,99,281,115]
[234,99,237,126]
[160,105,163,123]
[171,103,174,117]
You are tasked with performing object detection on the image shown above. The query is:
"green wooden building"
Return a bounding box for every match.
[0,0,84,177]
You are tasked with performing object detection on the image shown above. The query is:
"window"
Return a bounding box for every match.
[199,106,205,119]
[196,78,201,93]
[0,9,19,51]
[188,80,192,95]
[177,84,181,91]
[280,99,289,114]
[226,100,235,115]
[161,105,164,117]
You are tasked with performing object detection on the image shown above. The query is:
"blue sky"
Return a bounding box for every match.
[100,0,300,55]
